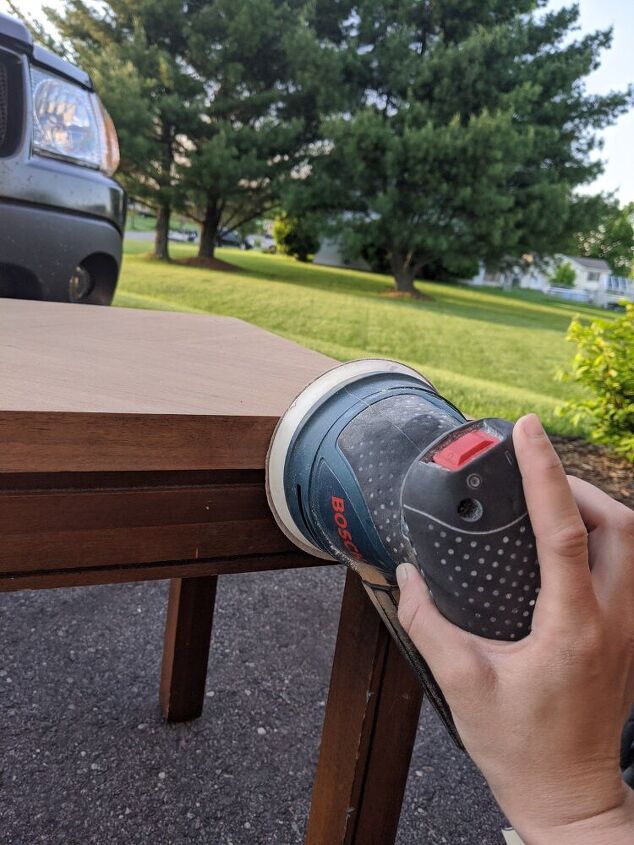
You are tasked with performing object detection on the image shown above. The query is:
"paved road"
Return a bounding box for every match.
[1,566,506,844]
[125,231,155,242]
[125,231,200,244]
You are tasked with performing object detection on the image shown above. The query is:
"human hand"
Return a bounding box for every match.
[397,413,634,844]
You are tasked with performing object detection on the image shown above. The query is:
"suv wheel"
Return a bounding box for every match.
[69,265,94,303]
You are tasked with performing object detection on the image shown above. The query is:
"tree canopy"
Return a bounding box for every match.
[22,0,633,286]
[181,0,342,260]
[290,0,632,291]
[49,0,204,259]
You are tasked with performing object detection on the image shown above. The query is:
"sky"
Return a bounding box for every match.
[4,0,633,202]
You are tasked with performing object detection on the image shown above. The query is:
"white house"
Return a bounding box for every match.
[470,254,633,308]
[313,237,371,271]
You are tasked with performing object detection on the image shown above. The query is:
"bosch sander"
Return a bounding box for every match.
[266,359,540,746]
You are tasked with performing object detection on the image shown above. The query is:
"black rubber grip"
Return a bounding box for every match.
[402,419,540,640]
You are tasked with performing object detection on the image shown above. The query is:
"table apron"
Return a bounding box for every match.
[0,478,320,584]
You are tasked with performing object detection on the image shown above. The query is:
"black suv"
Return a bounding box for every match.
[0,14,126,305]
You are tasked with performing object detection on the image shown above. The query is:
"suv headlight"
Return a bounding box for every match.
[30,66,120,176]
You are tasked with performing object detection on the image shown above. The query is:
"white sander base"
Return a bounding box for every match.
[265,358,435,560]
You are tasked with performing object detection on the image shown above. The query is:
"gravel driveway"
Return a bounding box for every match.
[1,565,505,844]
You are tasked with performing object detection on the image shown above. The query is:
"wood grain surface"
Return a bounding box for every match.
[0,299,332,415]
[0,299,334,473]
[0,300,336,583]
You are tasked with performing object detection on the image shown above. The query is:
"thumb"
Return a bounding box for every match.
[512,414,593,623]
[396,562,476,691]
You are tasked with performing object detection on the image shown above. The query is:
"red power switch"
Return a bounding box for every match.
[433,430,499,470]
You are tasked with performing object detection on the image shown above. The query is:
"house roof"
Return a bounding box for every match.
[567,255,611,272]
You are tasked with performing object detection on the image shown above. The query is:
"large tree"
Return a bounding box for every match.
[577,201,634,277]
[294,1,632,293]
[49,0,203,260]
[181,0,345,261]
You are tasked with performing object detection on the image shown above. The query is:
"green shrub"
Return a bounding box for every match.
[550,261,576,287]
[557,303,634,461]
[273,214,320,262]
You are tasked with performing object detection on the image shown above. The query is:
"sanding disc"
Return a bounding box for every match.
[265,358,435,559]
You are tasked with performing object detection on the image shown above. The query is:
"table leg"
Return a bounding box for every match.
[306,570,423,845]
[159,576,218,721]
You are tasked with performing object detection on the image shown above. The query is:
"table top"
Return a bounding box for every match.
[0,299,334,473]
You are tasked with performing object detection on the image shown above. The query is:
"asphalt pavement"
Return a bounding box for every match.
[124,231,155,241]
[1,565,506,844]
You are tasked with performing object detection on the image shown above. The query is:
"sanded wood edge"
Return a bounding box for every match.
[0,551,325,592]
[0,411,279,473]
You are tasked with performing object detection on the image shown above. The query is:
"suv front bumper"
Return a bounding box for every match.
[0,200,123,304]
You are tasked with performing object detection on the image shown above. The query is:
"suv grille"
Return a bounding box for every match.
[0,50,22,156]
[0,62,7,149]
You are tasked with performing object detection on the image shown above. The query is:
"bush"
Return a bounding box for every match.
[273,214,320,262]
[550,261,576,287]
[557,303,634,461]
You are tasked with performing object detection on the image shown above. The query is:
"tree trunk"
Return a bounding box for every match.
[154,204,171,260]
[153,119,174,261]
[391,252,418,294]
[198,204,221,259]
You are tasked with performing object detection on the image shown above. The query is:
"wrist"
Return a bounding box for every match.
[516,787,634,845]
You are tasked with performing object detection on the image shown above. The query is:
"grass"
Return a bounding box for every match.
[125,214,157,232]
[115,240,607,435]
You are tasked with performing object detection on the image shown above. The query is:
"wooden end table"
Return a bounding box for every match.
[0,299,422,844]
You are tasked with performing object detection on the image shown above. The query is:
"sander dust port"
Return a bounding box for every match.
[266,359,540,745]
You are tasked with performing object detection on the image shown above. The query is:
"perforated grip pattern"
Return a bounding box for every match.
[337,393,461,566]
[404,510,540,639]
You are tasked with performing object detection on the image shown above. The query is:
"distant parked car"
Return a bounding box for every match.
[216,229,243,248]
[244,234,276,253]
[168,228,197,243]
[0,13,126,305]
[545,286,593,304]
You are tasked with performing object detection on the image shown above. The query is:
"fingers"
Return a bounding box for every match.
[568,475,634,603]
[568,475,633,532]
[513,415,593,619]
[396,562,478,690]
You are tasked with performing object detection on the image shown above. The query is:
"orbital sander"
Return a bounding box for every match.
[266,359,540,746]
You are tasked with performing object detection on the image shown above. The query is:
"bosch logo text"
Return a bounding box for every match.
[331,496,364,561]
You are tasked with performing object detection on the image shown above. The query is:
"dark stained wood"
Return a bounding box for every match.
[160,576,218,721]
[0,489,293,572]
[0,468,265,491]
[0,483,274,534]
[351,635,424,843]
[0,551,318,592]
[0,412,279,473]
[306,571,423,845]
[0,521,287,572]
[0,474,316,575]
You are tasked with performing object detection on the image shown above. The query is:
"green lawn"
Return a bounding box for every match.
[115,240,606,435]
